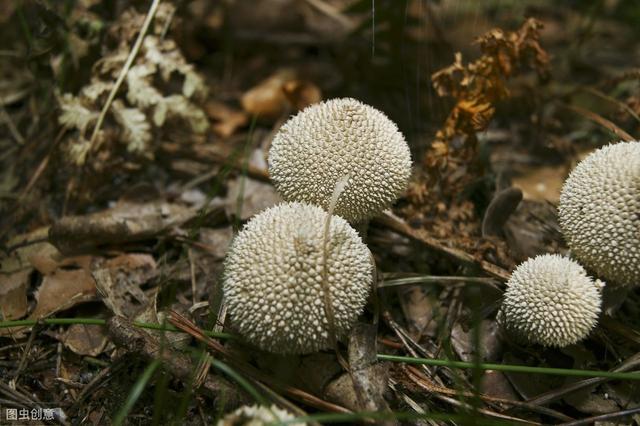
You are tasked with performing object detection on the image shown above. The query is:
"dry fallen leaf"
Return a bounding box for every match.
[92,253,156,318]
[0,269,30,320]
[282,79,322,111]
[29,268,97,320]
[241,69,296,120]
[0,228,100,333]
[2,227,53,274]
[63,323,109,356]
[450,320,502,363]
[205,100,249,138]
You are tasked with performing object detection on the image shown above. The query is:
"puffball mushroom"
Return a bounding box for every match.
[498,254,603,348]
[223,202,373,354]
[216,404,305,426]
[268,98,412,223]
[558,141,640,287]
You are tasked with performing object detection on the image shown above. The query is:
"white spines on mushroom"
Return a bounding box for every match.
[558,141,640,287]
[216,404,305,426]
[223,202,373,354]
[498,254,603,348]
[268,98,412,223]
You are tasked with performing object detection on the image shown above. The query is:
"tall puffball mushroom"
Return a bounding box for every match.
[498,254,603,348]
[268,98,412,223]
[558,141,640,287]
[223,202,373,354]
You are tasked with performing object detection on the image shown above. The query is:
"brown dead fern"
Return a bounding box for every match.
[409,18,550,208]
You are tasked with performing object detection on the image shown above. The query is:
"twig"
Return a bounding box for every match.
[405,365,569,423]
[71,362,117,412]
[525,351,640,406]
[562,103,635,142]
[403,365,536,424]
[558,406,640,426]
[374,212,511,281]
[87,0,161,155]
[379,274,500,290]
[12,324,38,384]
[581,87,640,124]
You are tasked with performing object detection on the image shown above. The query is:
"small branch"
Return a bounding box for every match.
[558,406,640,426]
[525,352,640,405]
[581,87,640,124]
[374,212,511,282]
[380,274,500,290]
[562,103,635,142]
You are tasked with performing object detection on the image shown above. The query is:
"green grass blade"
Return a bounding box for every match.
[113,359,160,426]
[378,354,640,380]
[211,359,267,405]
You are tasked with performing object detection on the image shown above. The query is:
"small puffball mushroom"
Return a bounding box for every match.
[216,404,305,426]
[223,202,372,354]
[498,254,603,348]
[558,141,640,287]
[268,98,412,223]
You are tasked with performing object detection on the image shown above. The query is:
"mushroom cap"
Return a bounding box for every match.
[223,202,372,354]
[498,254,602,348]
[268,98,412,222]
[558,141,640,287]
[216,404,304,426]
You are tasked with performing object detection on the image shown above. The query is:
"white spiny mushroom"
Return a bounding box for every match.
[216,404,305,426]
[223,202,373,354]
[498,254,603,348]
[268,98,412,222]
[558,141,640,287]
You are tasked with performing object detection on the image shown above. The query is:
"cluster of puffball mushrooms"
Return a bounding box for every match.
[219,98,638,422]
[499,141,640,347]
[224,98,412,355]
[223,98,640,355]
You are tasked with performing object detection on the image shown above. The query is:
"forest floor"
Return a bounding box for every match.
[0,0,639,425]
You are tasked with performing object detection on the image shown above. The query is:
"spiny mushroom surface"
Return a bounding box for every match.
[498,254,602,348]
[216,404,305,426]
[223,202,372,354]
[268,98,412,223]
[558,141,640,287]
